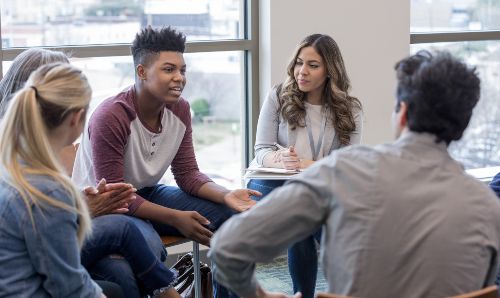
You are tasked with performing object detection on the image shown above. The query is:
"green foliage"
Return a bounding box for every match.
[452,42,488,57]
[84,1,143,17]
[192,121,239,148]
[191,98,211,119]
[478,0,500,8]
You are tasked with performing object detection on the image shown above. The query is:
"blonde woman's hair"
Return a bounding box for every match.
[0,63,92,246]
[280,34,362,146]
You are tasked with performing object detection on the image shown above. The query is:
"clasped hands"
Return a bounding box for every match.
[273,146,300,170]
[84,178,137,218]
[273,146,315,170]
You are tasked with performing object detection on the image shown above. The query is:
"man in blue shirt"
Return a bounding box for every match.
[491,172,500,198]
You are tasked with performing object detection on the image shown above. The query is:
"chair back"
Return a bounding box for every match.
[448,285,498,298]
[316,292,354,298]
[316,286,498,298]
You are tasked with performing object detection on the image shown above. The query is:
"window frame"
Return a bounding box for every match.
[0,0,259,172]
[411,30,500,43]
[410,7,500,173]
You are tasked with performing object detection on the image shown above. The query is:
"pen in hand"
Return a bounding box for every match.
[274,142,287,151]
[274,143,300,170]
[274,142,296,155]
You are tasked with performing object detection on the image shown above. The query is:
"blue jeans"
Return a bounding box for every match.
[88,215,163,297]
[94,280,124,298]
[137,185,235,235]
[138,185,236,298]
[247,179,321,298]
[82,214,176,297]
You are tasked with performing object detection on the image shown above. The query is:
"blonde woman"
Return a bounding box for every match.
[0,63,104,297]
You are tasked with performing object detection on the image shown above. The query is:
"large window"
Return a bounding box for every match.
[1,0,243,48]
[411,0,500,169]
[411,0,500,32]
[0,0,258,189]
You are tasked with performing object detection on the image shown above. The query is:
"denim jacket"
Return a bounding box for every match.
[0,170,101,298]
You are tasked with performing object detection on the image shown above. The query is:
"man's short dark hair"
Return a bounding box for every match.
[395,50,480,144]
[131,26,186,67]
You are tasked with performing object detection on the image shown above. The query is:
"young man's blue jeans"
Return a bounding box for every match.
[137,185,235,235]
[247,179,321,298]
[82,214,175,297]
[138,184,237,298]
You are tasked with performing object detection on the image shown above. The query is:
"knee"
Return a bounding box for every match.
[93,215,139,238]
[211,205,236,231]
[221,205,236,219]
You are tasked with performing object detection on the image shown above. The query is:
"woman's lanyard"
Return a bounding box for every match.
[305,110,327,161]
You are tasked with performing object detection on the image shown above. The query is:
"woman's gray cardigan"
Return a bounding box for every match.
[254,86,363,165]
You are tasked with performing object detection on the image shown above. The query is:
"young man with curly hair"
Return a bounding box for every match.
[211,51,500,298]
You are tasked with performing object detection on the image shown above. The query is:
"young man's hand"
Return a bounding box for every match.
[84,178,136,217]
[224,189,261,212]
[172,210,213,246]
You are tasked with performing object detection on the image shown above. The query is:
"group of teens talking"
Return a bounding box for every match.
[0,25,499,298]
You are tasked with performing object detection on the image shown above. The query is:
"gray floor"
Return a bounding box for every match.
[255,254,327,295]
[167,249,327,295]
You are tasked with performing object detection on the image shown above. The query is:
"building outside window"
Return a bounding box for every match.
[411,0,500,169]
[0,0,258,189]
[2,0,495,185]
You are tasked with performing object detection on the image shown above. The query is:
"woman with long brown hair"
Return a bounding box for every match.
[249,34,363,298]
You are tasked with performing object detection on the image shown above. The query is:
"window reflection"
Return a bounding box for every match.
[1,0,243,48]
[411,42,500,169]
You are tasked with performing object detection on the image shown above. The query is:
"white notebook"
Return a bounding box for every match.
[245,160,302,174]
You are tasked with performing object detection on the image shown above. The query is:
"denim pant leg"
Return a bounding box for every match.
[81,214,177,295]
[138,185,235,234]
[288,229,322,298]
[94,280,125,298]
[248,179,321,297]
[88,216,165,298]
[247,179,286,201]
[130,216,167,262]
[138,185,237,298]
[90,258,141,298]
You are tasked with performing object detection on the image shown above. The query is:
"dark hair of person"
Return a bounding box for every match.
[279,34,362,146]
[395,50,480,144]
[131,26,186,68]
[0,48,69,117]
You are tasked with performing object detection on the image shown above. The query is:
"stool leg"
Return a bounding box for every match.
[193,241,201,298]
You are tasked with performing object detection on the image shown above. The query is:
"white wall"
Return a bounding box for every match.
[260,0,410,145]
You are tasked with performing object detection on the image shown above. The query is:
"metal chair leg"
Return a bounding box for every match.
[193,241,201,298]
